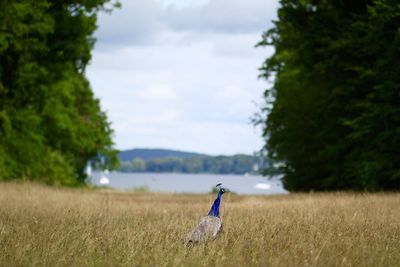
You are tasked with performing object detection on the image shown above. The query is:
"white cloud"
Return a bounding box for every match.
[94,0,278,49]
[87,0,278,154]
[94,0,164,49]
[164,0,278,34]
[137,85,178,100]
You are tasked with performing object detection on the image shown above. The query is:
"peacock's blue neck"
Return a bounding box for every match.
[208,191,223,217]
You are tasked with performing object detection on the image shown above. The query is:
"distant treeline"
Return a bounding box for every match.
[119,155,266,174]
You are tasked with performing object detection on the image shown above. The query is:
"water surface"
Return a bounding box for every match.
[90,172,287,195]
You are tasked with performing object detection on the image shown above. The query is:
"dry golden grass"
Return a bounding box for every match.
[1,182,399,266]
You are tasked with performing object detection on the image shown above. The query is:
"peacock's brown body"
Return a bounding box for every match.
[185,184,225,245]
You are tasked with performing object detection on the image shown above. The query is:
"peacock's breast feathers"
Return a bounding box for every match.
[185,215,222,245]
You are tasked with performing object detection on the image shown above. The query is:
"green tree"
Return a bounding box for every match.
[131,158,146,172]
[258,0,400,191]
[0,0,119,185]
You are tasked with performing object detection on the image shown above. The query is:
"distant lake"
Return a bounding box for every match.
[89,172,288,195]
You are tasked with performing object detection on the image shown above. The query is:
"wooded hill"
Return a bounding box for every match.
[118,149,270,175]
[119,149,206,161]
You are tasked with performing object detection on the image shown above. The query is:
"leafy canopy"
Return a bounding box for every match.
[258,0,400,191]
[0,0,119,185]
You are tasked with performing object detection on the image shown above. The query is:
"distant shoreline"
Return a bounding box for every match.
[116,148,275,175]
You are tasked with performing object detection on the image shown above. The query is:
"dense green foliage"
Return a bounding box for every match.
[258,0,400,191]
[119,154,267,175]
[0,0,119,185]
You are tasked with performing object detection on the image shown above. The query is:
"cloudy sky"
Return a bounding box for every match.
[86,0,279,155]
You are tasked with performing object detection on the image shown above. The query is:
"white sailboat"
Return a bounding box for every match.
[254,181,271,190]
[99,170,110,185]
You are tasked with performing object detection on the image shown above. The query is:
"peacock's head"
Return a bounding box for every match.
[216,183,225,194]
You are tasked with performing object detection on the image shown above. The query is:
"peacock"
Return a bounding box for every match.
[185,183,226,244]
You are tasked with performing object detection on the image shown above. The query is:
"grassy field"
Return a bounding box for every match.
[1,182,399,266]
